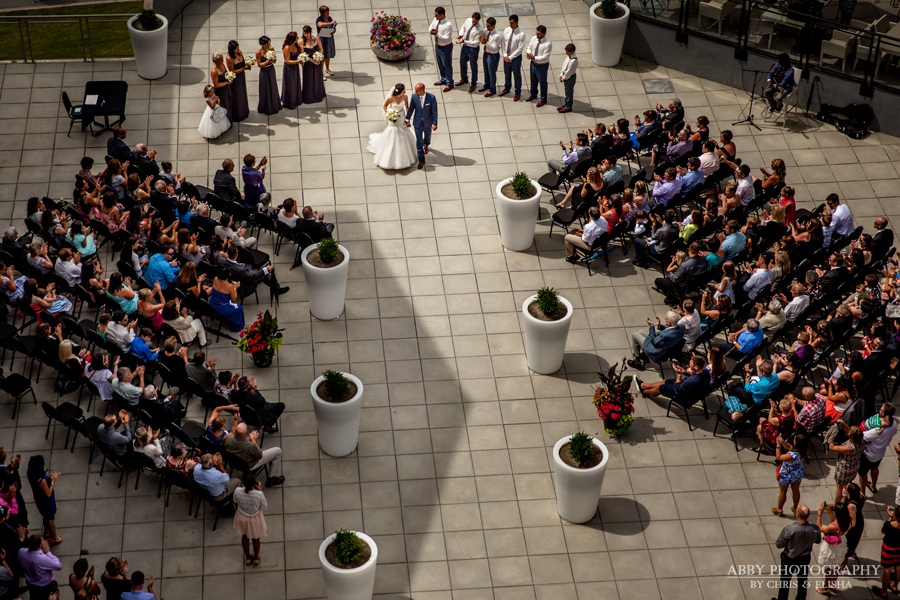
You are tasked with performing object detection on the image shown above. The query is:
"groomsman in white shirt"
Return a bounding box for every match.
[525,25,552,107]
[455,12,484,93]
[479,17,502,97]
[430,7,455,92]
[499,14,526,101]
[558,43,578,113]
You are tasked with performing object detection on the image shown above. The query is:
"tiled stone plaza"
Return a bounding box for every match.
[1,0,899,598]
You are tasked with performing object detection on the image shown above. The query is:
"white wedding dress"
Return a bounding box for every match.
[367,95,418,170]
[198,98,231,139]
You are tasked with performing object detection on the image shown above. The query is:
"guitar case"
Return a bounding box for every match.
[815,103,873,139]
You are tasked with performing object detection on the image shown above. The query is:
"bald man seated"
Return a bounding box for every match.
[222,423,284,487]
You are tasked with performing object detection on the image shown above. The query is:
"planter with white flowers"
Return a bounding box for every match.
[311,370,364,457]
[319,528,378,600]
[552,431,609,523]
[301,238,349,321]
[522,287,573,375]
[127,2,169,80]
[495,172,541,252]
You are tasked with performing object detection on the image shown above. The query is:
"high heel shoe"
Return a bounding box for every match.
[252,554,260,566]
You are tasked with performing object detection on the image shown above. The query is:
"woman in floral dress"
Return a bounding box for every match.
[829,422,865,504]
[773,434,806,517]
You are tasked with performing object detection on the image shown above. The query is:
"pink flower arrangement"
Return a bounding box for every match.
[370,11,415,52]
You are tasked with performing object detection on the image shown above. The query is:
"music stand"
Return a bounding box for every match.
[733,70,765,131]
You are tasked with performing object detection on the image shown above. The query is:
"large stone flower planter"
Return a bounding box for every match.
[319,531,378,600]
[522,294,574,375]
[301,243,349,321]
[552,435,609,522]
[372,43,415,61]
[590,2,630,68]
[127,14,169,80]
[311,373,364,457]
[495,178,541,252]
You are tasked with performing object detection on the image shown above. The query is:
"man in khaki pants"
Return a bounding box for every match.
[565,206,606,263]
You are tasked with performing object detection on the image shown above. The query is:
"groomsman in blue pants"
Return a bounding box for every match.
[479,17,501,96]
[455,12,484,93]
[499,14,526,101]
[525,25,552,107]
[430,7,455,92]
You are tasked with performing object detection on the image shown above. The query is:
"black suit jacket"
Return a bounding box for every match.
[150,191,178,225]
[874,229,894,260]
[2,238,28,261]
[213,169,242,204]
[862,350,892,380]
[662,107,685,124]
[591,134,614,162]
[231,389,281,425]
[818,267,846,292]
[296,218,329,243]
[190,215,219,242]
[107,136,133,163]
[131,154,160,178]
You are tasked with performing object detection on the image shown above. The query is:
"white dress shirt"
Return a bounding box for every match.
[698,151,720,179]
[526,36,552,63]
[459,18,484,47]
[783,294,809,322]
[736,176,754,205]
[54,258,82,288]
[831,203,854,237]
[106,322,135,353]
[481,28,501,53]
[502,27,526,59]
[679,310,702,344]
[582,217,606,245]
[430,18,454,46]
[560,55,578,80]
[744,268,773,299]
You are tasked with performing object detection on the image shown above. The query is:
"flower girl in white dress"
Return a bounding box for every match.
[199,84,232,139]
[367,83,418,170]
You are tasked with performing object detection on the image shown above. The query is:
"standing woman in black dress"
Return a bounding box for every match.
[316,6,337,75]
[211,53,232,118]
[300,25,326,105]
[226,40,250,122]
[256,36,281,115]
[281,31,303,110]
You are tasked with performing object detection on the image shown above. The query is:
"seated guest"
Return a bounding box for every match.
[2,227,30,260]
[120,570,156,600]
[54,248,83,288]
[656,129,692,169]
[725,357,779,421]
[206,405,241,445]
[718,220,746,261]
[698,140,720,179]
[79,157,100,188]
[821,376,857,423]
[598,155,622,187]
[564,207,606,263]
[586,122,613,158]
[66,222,97,258]
[133,427,165,468]
[739,253,774,302]
[637,354,711,408]
[824,193,854,238]
[700,291,731,329]
[679,209,703,243]
[548,134,591,174]
[772,351,802,385]
[825,304,854,339]
[627,311,685,371]
[149,181,178,225]
[779,284,809,323]
[213,159,243,204]
[175,200,195,231]
[85,353,118,403]
[652,241,706,299]
[137,284,165,329]
[222,423,285,487]
[162,298,210,346]
[218,245,289,297]
[277,197,301,228]
[131,144,159,178]
[215,214,257,248]
[655,98,684,124]
[106,127,135,163]
[873,216,894,260]
[185,351,218,394]
[193,453,241,501]
[632,209,679,269]
[633,109,659,147]
[145,245,180,293]
[158,337,188,381]
[732,164,755,206]
[241,154,268,208]
[860,337,893,380]
[106,311,138,353]
[675,158,703,194]
[650,168,681,207]
[296,206,335,243]
[721,318,764,356]
[140,384,185,425]
[676,299,701,345]
[130,328,159,363]
[216,370,239,398]
[257,192,278,218]
[209,267,245,332]
[704,238,725,271]
[112,366,146,407]
[97,411,132,457]
[165,444,198,474]
[555,166,604,209]
[755,299,786,338]
[231,376,285,432]
[26,242,52,274]
[815,252,849,293]
[190,204,219,239]
[159,161,184,189]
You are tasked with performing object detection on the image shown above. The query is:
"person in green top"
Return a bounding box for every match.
[679,209,702,243]
[704,237,725,271]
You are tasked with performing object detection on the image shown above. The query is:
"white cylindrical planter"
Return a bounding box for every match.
[522,295,573,375]
[311,373,364,457]
[301,244,350,321]
[319,531,378,600]
[127,15,169,80]
[590,2,630,68]
[495,178,541,252]
[552,435,609,523]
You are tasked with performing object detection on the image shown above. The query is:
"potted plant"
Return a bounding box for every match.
[592,360,636,435]
[301,238,349,321]
[319,528,378,600]
[552,431,609,523]
[311,370,365,457]
[590,0,630,67]
[495,171,541,252]
[370,11,416,61]
[127,0,169,80]
[236,310,284,368]
[522,287,573,375]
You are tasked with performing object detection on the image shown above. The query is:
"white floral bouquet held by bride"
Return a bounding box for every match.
[298,52,310,63]
[224,71,236,82]
[385,105,402,123]
[312,51,325,63]
[265,49,276,62]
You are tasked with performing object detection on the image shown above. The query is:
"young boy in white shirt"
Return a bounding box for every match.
[559,43,578,113]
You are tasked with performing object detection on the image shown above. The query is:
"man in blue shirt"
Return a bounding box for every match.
[718,220,746,260]
[651,167,681,207]
[764,53,795,113]
[130,328,159,363]
[145,246,179,295]
[193,453,240,500]
[637,354,711,409]
[720,318,764,356]
[676,158,704,194]
[120,571,156,600]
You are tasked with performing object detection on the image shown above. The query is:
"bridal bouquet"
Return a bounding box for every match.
[245,56,256,67]
[224,70,236,82]
[265,49,276,62]
[312,50,324,63]
[298,52,310,63]
[385,105,402,123]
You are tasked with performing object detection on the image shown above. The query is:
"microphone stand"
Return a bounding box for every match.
[733,69,766,131]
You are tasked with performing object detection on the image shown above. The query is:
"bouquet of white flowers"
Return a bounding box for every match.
[224,70,236,82]
[312,51,324,63]
[385,105,401,123]
[265,49,276,62]
[298,52,310,63]
[244,56,256,67]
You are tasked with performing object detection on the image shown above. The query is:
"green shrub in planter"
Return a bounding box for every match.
[510,172,533,199]
[599,0,619,18]
[333,528,364,565]
[535,286,561,316]
[323,370,349,399]
[568,431,595,467]
[318,237,340,264]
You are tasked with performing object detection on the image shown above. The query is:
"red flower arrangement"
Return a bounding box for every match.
[370,11,415,54]
[592,360,635,435]
[236,310,284,367]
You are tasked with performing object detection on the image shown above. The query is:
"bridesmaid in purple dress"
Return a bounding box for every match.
[281,31,302,110]
[255,36,281,115]
[225,40,250,122]
[211,53,233,119]
[300,25,326,104]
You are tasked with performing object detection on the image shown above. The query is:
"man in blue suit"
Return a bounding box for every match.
[405,83,438,170]
[107,126,134,163]
[627,310,685,371]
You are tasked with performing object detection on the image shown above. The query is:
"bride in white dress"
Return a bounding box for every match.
[367,84,418,170]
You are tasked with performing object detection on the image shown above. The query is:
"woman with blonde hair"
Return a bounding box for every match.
[556,166,603,209]
[210,52,232,117]
[632,180,650,212]
[137,282,166,329]
[760,158,787,190]
[133,426,166,468]
[162,298,210,346]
